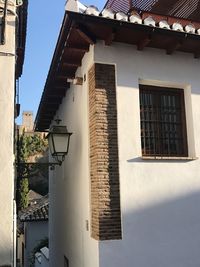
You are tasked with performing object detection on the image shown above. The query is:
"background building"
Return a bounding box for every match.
[18,195,49,267]
[0,1,28,266]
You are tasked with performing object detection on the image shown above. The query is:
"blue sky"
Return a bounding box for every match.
[17,0,105,124]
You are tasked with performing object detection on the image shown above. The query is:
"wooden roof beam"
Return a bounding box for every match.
[105,29,116,46]
[66,44,89,52]
[137,29,154,51]
[56,72,76,79]
[46,86,67,91]
[76,25,96,45]
[54,85,69,90]
[51,80,70,87]
[42,106,58,112]
[43,99,62,105]
[44,99,62,105]
[56,75,68,81]
[63,59,81,68]
[137,34,152,51]
[44,88,66,96]
[166,37,186,55]
[44,94,64,99]
[39,111,56,118]
[39,112,55,118]
[45,92,65,98]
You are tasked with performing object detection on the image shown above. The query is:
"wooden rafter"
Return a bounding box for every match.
[137,35,152,50]
[75,25,96,45]
[166,36,186,54]
[63,60,81,68]
[105,29,116,46]
[66,45,89,52]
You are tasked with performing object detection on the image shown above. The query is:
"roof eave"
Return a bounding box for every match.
[35,10,200,131]
[16,0,28,79]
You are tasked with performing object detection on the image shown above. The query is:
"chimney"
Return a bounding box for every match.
[65,0,79,12]
[65,0,86,13]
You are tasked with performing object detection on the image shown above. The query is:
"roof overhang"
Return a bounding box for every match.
[16,0,28,79]
[35,10,200,131]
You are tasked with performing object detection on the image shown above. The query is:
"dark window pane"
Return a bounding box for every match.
[139,85,188,157]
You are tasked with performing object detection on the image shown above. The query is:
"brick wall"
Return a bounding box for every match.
[88,63,122,240]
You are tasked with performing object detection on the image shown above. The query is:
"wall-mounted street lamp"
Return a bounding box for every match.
[16,123,72,170]
[47,125,72,165]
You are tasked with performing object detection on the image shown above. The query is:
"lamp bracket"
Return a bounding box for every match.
[15,161,62,171]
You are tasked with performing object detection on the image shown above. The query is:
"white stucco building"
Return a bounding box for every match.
[18,195,49,267]
[35,0,200,266]
[0,1,27,266]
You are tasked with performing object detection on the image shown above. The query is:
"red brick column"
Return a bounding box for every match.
[88,63,122,240]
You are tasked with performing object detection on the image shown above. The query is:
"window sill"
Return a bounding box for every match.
[141,156,198,161]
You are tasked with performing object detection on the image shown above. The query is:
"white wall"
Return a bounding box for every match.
[0,3,16,266]
[93,42,200,267]
[24,221,48,267]
[49,38,200,267]
[49,46,99,267]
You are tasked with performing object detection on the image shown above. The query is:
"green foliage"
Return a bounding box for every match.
[16,132,48,211]
[29,237,49,267]
[18,132,48,161]
[19,178,29,209]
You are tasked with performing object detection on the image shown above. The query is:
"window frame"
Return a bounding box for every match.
[139,84,188,157]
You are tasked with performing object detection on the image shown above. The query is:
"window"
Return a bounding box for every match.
[139,85,188,157]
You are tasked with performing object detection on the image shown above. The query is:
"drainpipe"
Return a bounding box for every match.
[1,0,8,45]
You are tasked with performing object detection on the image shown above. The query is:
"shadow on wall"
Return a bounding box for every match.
[0,248,12,267]
[101,190,200,267]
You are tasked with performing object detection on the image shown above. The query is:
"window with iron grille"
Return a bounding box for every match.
[139,85,188,157]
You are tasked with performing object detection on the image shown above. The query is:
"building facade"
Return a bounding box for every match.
[0,1,27,266]
[35,1,200,266]
[18,195,49,267]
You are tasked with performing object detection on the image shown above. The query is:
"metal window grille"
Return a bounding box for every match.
[139,85,188,157]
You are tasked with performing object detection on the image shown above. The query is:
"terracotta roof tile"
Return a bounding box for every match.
[20,195,49,222]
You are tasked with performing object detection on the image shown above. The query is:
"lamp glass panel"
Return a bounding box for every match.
[53,133,69,154]
[48,135,55,155]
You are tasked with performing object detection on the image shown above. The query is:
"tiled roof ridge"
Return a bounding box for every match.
[104,0,200,22]
[20,194,49,222]
[83,5,200,36]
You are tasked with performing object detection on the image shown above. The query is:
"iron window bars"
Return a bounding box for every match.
[139,85,188,157]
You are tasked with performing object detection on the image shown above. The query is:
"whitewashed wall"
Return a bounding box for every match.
[93,42,200,267]
[49,39,200,267]
[0,3,16,266]
[24,221,48,267]
[49,46,99,267]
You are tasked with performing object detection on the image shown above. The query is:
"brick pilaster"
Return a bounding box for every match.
[88,63,122,240]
